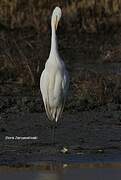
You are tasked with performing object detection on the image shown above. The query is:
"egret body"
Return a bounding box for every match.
[40,7,69,142]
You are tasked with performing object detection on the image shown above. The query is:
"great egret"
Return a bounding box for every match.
[40,7,69,143]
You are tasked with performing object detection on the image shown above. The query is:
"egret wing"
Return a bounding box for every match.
[40,69,52,120]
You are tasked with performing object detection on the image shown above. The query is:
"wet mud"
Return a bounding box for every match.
[0,105,121,165]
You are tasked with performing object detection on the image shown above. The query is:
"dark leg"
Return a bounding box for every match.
[50,123,57,145]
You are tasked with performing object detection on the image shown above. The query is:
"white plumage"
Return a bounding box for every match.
[40,7,69,123]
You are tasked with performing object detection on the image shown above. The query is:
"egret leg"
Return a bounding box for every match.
[51,124,57,145]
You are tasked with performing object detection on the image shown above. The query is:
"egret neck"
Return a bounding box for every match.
[49,22,59,60]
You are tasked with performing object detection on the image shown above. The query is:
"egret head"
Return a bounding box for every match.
[51,7,62,30]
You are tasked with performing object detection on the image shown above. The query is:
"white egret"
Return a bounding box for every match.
[40,7,69,143]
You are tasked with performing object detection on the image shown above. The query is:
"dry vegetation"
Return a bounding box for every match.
[0,0,121,107]
[0,0,121,31]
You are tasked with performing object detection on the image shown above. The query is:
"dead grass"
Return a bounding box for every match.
[0,0,121,105]
[72,71,121,107]
[0,28,47,86]
[0,0,121,32]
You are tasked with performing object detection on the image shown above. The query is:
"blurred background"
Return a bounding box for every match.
[0,0,121,113]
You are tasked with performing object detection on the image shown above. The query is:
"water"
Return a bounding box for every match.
[1,163,121,180]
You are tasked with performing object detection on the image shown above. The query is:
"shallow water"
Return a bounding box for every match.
[1,163,121,180]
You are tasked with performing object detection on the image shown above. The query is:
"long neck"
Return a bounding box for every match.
[49,23,59,59]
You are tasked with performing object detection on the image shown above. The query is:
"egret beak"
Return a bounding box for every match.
[55,16,58,30]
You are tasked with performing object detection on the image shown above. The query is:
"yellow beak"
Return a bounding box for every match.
[55,16,58,30]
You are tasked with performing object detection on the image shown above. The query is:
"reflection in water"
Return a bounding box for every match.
[0,163,121,180]
[37,173,59,180]
[36,163,63,180]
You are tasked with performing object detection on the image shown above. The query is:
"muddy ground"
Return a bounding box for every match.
[0,104,121,165]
